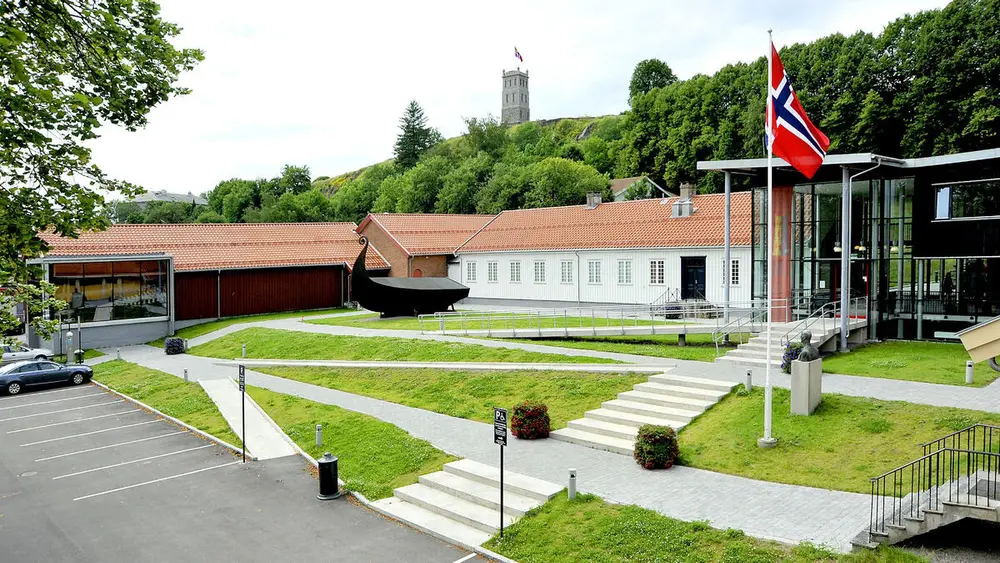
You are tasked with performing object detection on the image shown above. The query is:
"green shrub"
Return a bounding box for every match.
[634,424,679,469]
[511,401,551,440]
[781,342,803,374]
[164,337,185,355]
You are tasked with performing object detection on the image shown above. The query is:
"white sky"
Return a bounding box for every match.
[88,0,949,196]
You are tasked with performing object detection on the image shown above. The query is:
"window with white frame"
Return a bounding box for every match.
[617,259,632,285]
[560,260,574,284]
[722,259,740,286]
[649,260,665,285]
[510,261,521,283]
[466,262,477,282]
[533,261,546,283]
[487,261,498,283]
[588,260,602,284]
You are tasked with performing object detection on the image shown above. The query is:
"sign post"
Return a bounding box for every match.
[239,364,246,463]
[494,407,508,538]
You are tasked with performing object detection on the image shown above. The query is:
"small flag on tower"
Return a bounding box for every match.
[514,47,523,62]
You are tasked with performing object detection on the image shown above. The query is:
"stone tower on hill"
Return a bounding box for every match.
[501,69,529,125]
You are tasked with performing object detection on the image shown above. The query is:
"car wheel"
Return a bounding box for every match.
[6,381,21,395]
[71,372,86,385]
[989,356,1000,373]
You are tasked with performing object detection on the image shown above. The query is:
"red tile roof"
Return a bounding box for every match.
[39,223,388,271]
[456,193,751,253]
[357,213,494,256]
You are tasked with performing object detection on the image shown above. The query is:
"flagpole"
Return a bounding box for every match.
[761,29,777,448]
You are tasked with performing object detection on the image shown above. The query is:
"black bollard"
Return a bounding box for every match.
[317,452,341,500]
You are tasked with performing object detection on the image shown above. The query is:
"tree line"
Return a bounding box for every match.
[112,0,999,226]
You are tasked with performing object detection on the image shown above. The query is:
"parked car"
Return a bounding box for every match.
[0,360,93,395]
[1,344,54,365]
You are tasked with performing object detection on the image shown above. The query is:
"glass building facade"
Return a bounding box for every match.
[749,168,1000,340]
[49,259,170,323]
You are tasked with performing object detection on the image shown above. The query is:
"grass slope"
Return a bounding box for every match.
[149,307,353,347]
[679,387,1000,493]
[246,386,456,500]
[253,367,646,429]
[92,360,241,448]
[823,340,998,387]
[503,333,746,362]
[485,493,923,563]
[307,312,661,332]
[187,327,616,364]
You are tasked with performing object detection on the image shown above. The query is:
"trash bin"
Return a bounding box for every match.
[74,349,85,364]
[317,452,341,500]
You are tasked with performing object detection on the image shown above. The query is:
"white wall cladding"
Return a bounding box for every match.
[452,247,752,305]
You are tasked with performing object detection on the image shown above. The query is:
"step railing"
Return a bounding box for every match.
[869,448,999,542]
[868,423,1000,542]
[780,296,868,347]
[711,307,767,355]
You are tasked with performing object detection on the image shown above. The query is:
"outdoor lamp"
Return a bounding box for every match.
[833,244,842,253]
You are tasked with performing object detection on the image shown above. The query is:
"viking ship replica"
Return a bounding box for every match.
[351,236,470,317]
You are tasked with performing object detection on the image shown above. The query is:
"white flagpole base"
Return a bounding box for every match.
[757,437,779,449]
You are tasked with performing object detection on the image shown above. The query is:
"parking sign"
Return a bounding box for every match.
[494,407,507,447]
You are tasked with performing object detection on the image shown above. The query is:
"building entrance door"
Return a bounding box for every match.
[681,257,706,300]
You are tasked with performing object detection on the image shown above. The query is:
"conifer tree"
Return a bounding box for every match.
[393,101,439,169]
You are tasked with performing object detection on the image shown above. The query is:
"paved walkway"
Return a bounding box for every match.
[199,378,297,460]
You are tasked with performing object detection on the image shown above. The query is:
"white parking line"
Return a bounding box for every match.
[20,420,161,447]
[53,445,214,480]
[7,409,140,434]
[0,400,122,422]
[0,392,106,411]
[35,431,188,462]
[452,553,477,563]
[73,460,242,501]
[0,385,94,399]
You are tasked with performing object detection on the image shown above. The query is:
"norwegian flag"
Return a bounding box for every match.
[767,42,829,179]
[514,46,523,62]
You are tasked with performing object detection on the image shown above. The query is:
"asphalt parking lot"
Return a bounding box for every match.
[0,383,484,562]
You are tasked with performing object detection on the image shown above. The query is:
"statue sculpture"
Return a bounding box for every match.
[797,331,820,362]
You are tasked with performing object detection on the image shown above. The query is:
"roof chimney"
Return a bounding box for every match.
[679,182,696,201]
[585,192,602,210]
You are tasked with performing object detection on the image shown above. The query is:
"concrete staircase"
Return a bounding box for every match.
[715,322,842,369]
[549,371,736,455]
[372,458,562,550]
[851,472,1000,550]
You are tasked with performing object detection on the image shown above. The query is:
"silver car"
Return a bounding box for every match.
[1,344,54,365]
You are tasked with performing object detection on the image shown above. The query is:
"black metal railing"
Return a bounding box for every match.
[923,424,1000,456]
[869,425,1000,542]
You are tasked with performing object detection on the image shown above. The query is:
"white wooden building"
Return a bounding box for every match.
[452,190,752,305]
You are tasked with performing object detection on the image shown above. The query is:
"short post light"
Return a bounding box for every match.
[66,331,73,362]
[568,468,577,500]
[116,348,121,360]
[242,343,246,358]
[745,369,753,392]
[183,368,189,382]
[966,361,974,385]
[316,424,322,448]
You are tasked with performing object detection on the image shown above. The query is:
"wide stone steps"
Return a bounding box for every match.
[371,459,560,550]
[549,369,735,456]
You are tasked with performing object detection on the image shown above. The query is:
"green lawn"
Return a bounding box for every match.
[485,493,923,563]
[52,349,105,363]
[186,327,617,364]
[92,360,242,448]
[822,340,998,387]
[252,367,646,429]
[149,307,353,347]
[678,387,1000,494]
[245,386,456,500]
[306,312,665,332]
[501,333,749,362]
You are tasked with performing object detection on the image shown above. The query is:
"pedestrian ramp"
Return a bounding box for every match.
[372,459,561,550]
[199,378,297,460]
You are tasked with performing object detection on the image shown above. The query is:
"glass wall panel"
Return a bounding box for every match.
[50,260,169,323]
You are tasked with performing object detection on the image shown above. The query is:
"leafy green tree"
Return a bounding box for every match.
[394,100,438,169]
[395,156,451,213]
[195,209,226,223]
[108,200,145,224]
[144,201,196,223]
[463,116,508,159]
[331,162,397,222]
[475,162,533,214]
[277,165,312,195]
[623,180,652,200]
[559,144,585,162]
[628,59,677,102]
[372,174,409,213]
[221,181,258,223]
[0,0,201,278]
[435,153,493,214]
[525,157,608,209]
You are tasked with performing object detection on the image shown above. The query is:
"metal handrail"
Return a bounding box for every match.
[779,295,868,347]
[711,307,767,355]
[922,424,1000,456]
[416,300,778,336]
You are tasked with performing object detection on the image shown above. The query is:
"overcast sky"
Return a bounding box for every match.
[88,0,949,196]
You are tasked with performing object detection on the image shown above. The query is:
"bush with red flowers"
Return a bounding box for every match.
[633,424,679,469]
[510,401,551,440]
